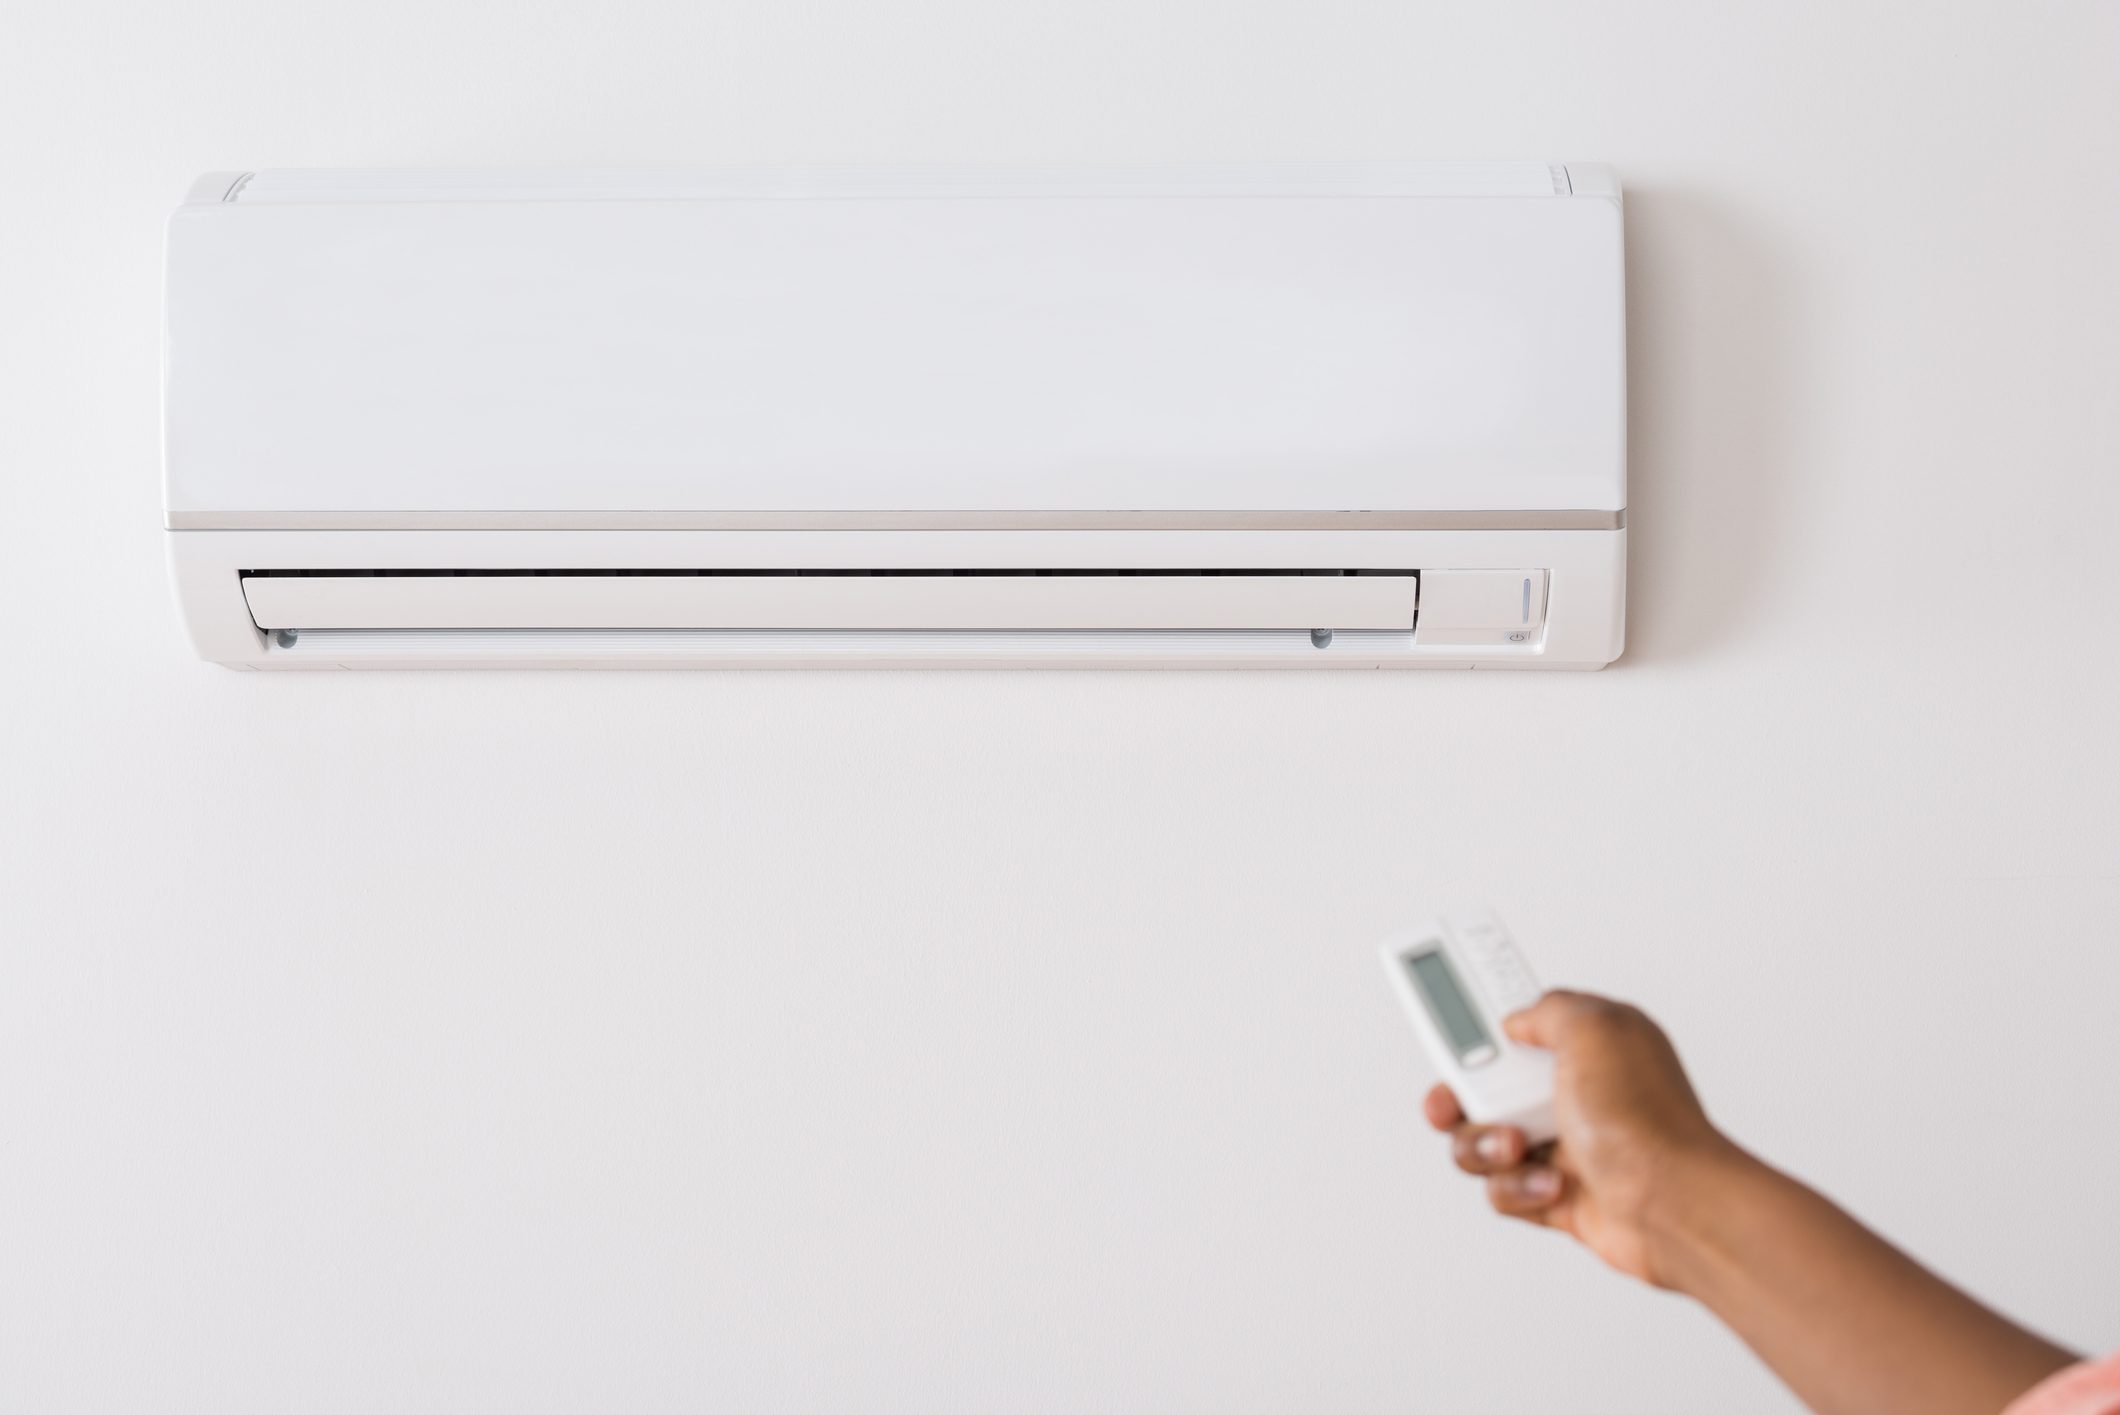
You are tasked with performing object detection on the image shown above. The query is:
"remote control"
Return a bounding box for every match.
[1379,910,1556,1145]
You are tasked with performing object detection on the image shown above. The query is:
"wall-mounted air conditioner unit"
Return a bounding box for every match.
[164,163,1625,668]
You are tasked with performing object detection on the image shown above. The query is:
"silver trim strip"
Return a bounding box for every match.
[227,162,1577,206]
[167,508,1626,532]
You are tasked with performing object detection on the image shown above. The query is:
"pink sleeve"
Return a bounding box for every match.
[2009,1354,2120,1415]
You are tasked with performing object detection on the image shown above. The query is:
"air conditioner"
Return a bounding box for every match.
[164,163,1626,669]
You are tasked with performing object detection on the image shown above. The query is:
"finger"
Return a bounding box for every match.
[1502,988,1613,1049]
[1422,1084,1464,1131]
[1486,1164,1566,1218]
[1452,1124,1527,1175]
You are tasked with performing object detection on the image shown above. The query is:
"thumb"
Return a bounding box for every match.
[1502,988,1604,1050]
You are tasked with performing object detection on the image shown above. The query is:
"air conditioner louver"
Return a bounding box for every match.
[238,569,1420,632]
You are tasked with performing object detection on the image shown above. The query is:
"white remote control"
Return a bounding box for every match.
[1379,910,1557,1145]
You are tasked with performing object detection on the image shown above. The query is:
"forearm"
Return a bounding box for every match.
[1651,1145,2077,1415]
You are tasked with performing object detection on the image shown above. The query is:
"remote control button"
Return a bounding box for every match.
[1482,961,1542,1013]
[1503,983,1542,1011]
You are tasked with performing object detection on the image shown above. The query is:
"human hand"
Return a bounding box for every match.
[1426,991,2082,1414]
[1423,989,1746,1288]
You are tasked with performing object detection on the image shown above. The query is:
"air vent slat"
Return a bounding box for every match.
[238,567,1415,578]
[267,628,1423,665]
[239,569,1420,633]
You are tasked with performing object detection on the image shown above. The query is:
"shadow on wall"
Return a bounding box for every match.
[1620,185,1798,665]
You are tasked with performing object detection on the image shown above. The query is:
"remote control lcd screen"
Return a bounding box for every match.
[1405,947,1491,1061]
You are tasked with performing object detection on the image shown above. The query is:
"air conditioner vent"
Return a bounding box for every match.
[237,568,1423,634]
[237,568,1416,578]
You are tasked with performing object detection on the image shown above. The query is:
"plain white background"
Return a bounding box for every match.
[3,2,2116,1411]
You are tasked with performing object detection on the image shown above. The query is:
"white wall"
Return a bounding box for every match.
[4,3,2117,1411]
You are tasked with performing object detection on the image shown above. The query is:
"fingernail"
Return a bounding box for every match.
[1524,1169,1562,1201]
[1476,1132,1512,1164]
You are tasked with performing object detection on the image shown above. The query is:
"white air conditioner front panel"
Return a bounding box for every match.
[162,165,1630,670]
[240,571,1420,631]
[164,169,1623,518]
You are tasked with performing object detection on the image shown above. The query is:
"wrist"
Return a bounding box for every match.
[1636,1134,1775,1296]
